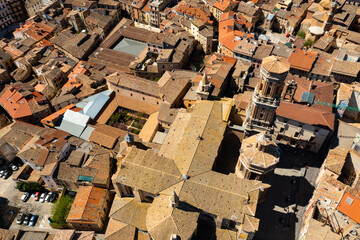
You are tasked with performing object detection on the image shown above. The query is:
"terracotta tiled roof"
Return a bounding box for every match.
[89,124,127,149]
[146,194,200,240]
[237,1,260,17]
[277,101,335,130]
[115,147,182,195]
[337,193,360,224]
[288,49,318,71]
[262,55,290,74]
[216,229,237,240]
[67,186,108,224]
[36,148,50,166]
[324,147,348,175]
[175,5,211,23]
[106,72,160,98]
[309,51,335,77]
[240,133,279,169]
[104,218,136,240]
[109,196,150,230]
[331,60,360,77]
[214,0,238,11]
[53,230,75,240]
[159,70,195,105]
[253,44,273,60]
[14,21,54,42]
[0,86,33,119]
[41,104,80,127]
[219,11,255,52]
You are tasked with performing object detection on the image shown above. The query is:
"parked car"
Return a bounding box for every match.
[39,193,47,203]
[45,193,51,202]
[0,170,5,178]
[29,214,38,226]
[23,214,32,225]
[2,170,11,179]
[9,163,18,171]
[49,192,58,202]
[16,213,25,225]
[21,192,31,202]
[34,192,40,201]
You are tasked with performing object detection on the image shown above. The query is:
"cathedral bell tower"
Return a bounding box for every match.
[243,56,290,133]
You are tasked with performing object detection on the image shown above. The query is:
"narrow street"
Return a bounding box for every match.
[254,144,324,240]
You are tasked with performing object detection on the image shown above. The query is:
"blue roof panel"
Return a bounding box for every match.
[301,92,315,104]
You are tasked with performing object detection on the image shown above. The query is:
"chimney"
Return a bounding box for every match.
[309,79,313,91]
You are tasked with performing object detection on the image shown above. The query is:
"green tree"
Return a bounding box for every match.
[297,30,306,39]
[50,195,74,229]
[16,182,43,192]
[304,39,313,47]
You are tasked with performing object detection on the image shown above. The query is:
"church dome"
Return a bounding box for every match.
[262,56,291,74]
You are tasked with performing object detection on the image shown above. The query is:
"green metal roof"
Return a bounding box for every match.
[112,38,146,56]
[78,175,94,182]
[301,92,315,104]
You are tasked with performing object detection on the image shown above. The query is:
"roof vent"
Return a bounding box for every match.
[345,196,354,205]
[170,234,178,240]
[182,174,189,180]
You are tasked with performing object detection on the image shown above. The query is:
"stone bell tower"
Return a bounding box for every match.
[243,56,290,133]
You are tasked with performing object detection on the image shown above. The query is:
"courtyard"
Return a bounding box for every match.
[106,107,148,134]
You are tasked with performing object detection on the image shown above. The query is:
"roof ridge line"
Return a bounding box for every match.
[124,157,183,178]
[80,186,93,220]
[189,172,249,198]
[185,101,216,176]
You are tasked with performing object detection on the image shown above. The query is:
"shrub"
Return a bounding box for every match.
[297,30,306,39]
[304,39,313,47]
[107,112,121,126]
[50,195,74,229]
[132,129,140,135]
[118,122,128,131]
[16,182,43,192]
[136,112,145,118]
